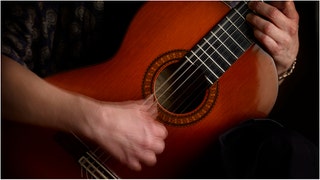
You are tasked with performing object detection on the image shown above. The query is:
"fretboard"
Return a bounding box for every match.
[185,1,254,84]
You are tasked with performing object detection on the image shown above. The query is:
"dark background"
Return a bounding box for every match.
[105,2,320,177]
[111,2,320,178]
[2,1,318,178]
[268,1,319,146]
[105,0,319,148]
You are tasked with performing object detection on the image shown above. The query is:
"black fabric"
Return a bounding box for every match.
[184,119,318,179]
[1,1,144,77]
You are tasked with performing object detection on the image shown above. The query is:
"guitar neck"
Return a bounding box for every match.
[185,1,254,84]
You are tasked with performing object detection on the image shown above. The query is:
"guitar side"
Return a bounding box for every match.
[2,1,278,178]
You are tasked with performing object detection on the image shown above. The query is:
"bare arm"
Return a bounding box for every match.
[1,55,167,171]
[2,56,80,130]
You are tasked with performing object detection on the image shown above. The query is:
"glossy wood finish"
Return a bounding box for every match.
[2,1,278,178]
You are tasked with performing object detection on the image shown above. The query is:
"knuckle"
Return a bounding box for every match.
[267,6,280,21]
[154,139,165,153]
[262,23,273,35]
[140,150,157,166]
[288,24,299,36]
[147,153,157,166]
[282,35,291,46]
[141,134,154,149]
[250,1,262,11]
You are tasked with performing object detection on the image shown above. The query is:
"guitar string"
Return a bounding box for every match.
[150,1,250,107]
[88,1,252,172]
[89,1,251,167]
[138,3,248,108]
[169,6,253,113]
[169,6,254,112]
[152,2,252,113]
[146,1,250,108]
[92,1,252,167]
[164,20,252,114]
[170,75,209,113]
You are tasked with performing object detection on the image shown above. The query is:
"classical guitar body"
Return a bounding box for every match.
[2,1,278,179]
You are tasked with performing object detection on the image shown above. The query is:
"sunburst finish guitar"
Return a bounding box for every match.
[2,1,278,178]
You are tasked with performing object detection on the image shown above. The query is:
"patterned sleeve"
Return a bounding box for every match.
[2,2,58,77]
[2,2,37,67]
[1,2,107,77]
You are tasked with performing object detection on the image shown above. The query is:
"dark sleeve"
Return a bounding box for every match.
[2,2,37,66]
[1,2,58,77]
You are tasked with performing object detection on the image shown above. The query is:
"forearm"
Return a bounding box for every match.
[1,56,89,132]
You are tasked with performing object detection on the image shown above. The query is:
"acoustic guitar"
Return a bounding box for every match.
[2,1,278,178]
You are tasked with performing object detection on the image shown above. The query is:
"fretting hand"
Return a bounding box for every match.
[246,1,299,76]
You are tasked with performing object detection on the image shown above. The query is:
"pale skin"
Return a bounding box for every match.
[1,1,299,172]
[246,1,299,76]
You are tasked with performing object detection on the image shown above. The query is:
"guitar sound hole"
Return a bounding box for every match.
[155,61,210,114]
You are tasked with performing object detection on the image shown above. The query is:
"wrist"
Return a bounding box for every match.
[71,95,105,141]
[278,59,297,81]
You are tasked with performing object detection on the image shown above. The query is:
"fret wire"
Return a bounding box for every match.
[197,44,226,73]
[206,43,235,70]
[210,10,252,53]
[187,41,226,83]
[226,16,252,45]
[205,76,214,85]
[186,1,254,81]
[235,23,253,49]
[185,56,194,65]
[203,6,251,58]
[234,7,246,20]
[199,45,228,77]
[233,4,254,43]
[235,1,248,19]
[212,29,239,59]
[217,24,245,52]
[213,29,248,65]
[224,38,245,59]
[199,22,245,70]
[231,13,252,42]
[226,26,250,50]
[190,1,250,58]
[207,32,238,61]
[202,37,234,71]
[190,50,219,79]
[209,51,229,76]
[223,2,252,44]
[190,40,227,75]
[219,4,248,35]
[222,25,250,55]
[149,1,254,113]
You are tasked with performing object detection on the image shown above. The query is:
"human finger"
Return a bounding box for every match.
[248,1,290,31]
[268,1,299,22]
[126,155,142,171]
[246,12,284,46]
[136,149,158,167]
[252,28,278,53]
[151,120,168,139]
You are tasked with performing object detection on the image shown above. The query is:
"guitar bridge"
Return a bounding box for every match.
[78,152,119,179]
[54,132,118,179]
